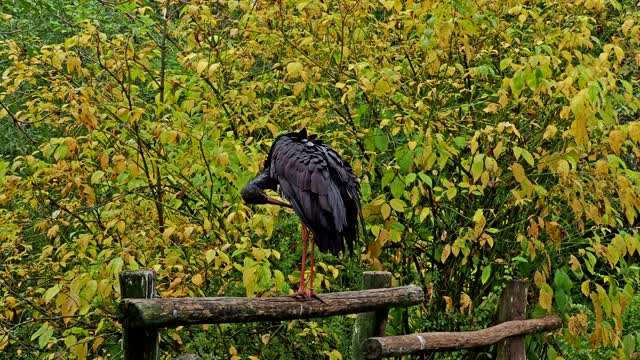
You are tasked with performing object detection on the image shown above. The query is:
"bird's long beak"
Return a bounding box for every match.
[265,196,292,208]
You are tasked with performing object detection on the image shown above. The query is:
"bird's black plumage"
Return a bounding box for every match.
[241,128,366,255]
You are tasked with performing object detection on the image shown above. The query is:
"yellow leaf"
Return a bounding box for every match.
[389,199,406,212]
[570,255,581,272]
[556,159,569,182]
[184,226,195,239]
[381,203,391,219]
[581,280,590,297]
[629,121,640,143]
[52,49,66,70]
[511,163,526,183]
[286,62,303,78]
[192,274,203,286]
[613,45,624,64]
[483,103,500,113]
[47,225,59,239]
[459,293,472,314]
[293,82,306,96]
[163,226,176,240]
[117,220,125,236]
[208,62,220,77]
[100,154,109,169]
[472,209,486,239]
[568,313,588,337]
[608,130,625,154]
[443,296,454,312]
[71,342,88,360]
[229,345,238,356]
[539,283,553,311]
[621,19,635,36]
[203,218,212,234]
[441,244,451,263]
[196,59,208,74]
[543,125,558,140]
[374,79,390,96]
[626,233,639,256]
[534,270,545,288]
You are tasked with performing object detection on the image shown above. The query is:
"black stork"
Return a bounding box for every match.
[241,128,366,300]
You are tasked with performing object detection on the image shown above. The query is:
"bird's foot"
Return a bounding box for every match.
[308,288,327,305]
[289,288,327,304]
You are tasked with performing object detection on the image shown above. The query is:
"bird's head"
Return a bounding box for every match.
[240,168,274,205]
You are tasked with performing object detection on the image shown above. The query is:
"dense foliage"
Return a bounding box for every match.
[1,0,639,358]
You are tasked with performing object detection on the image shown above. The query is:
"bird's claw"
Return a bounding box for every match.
[309,291,327,305]
[290,289,327,305]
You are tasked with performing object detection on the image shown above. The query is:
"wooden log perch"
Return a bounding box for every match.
[365,315,562,359]
[119,285,423,328]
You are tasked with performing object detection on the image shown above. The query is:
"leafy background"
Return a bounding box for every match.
[1,0,639,359]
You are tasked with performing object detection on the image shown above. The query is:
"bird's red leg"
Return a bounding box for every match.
[291,223,308,299]
[308,237,327,304]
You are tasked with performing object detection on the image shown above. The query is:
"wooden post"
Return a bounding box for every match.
[119,270,160,360]
[496,279,529,360]
[352,271,393,360]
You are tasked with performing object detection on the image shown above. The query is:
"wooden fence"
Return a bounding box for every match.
[117,270,561,359]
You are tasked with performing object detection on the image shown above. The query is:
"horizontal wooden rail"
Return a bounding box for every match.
[119,285,423,328]
[365,315,562,359]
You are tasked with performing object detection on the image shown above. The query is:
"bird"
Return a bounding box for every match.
[241,128,366,301]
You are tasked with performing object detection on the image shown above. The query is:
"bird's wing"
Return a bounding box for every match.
[270,136,351,253]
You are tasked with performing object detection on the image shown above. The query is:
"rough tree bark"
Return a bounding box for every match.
[365,315,562,359]
[119,285,423,328]
[352,271,394,360]
[119,270,160,360]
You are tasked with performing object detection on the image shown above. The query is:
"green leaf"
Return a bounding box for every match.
[53,143,68,160]
[511,70,525,97]
[555,289,570,312]
[553,269,573,293]
[31,323,48,342]
[374,129,389,152]
[35,324,54,349]
[623,333,636,359]
[381,170,395,188]
[390,177,405,199]
[44,284,62,304]
[418,173,433,187]
[453,136,466,148]
[205,249,216,264]
[471,154,484,182]
[396,148,413,172]
[481,265,491,284]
